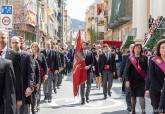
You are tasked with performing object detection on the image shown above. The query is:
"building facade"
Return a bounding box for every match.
[0,0,64,47]
[63,9,71,44]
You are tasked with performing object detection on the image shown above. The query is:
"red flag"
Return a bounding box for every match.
[73,31,87,96]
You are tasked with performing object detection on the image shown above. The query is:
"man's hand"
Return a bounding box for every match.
[125,81,130,88]
[145,90,150,97]
[113,72,115,76]
[25,87,33,97]
[85,66,90,70]
[36,84,40,91]
[16,100,22,109]
[55,70,59,74]
[59,67,64,72]
[45,75,48,80]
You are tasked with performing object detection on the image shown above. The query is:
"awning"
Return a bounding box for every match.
[102,40,122,48]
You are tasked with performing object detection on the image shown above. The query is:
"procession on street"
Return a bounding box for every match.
[1,0,165,114]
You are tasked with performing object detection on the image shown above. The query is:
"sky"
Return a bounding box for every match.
[65,0,95,21]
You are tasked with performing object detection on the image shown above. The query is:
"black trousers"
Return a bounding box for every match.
[150,90,161,114]
[80,73,91,100]
[57,73,63,86]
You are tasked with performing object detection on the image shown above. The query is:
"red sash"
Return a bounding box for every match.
[129,56,146,80]
[104,65,110,70]
[152,56,165,75]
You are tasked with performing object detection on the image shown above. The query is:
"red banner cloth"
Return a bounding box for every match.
[73,31,87,96]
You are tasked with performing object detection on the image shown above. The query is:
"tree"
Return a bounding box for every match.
[90,30,97,44]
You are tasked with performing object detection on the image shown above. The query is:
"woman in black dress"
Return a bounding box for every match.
[125,44,148,114]
[145,39,165,114]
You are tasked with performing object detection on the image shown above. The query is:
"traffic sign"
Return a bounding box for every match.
[1,5,13,14]
[0,5,13,29]
[2,16,11,25]
[9,31,17,37]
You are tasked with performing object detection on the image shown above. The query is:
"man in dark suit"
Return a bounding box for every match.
[56,46,65,89]
[11,36,35,114]
[99,44,116,99]
[0,58,16,114]
[118,43,134,112]
[0,31,23,110]
[80,42,94,104]
[41,41,60,102]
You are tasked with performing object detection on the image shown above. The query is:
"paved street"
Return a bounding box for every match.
[39,75,153,114]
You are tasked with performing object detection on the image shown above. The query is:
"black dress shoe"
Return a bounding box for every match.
[54,89,57,94]
[48,99,52,103]
[86,98,89,103]
[127,107,131,112]
[104,95,107,100]
[81,98,85,105]
[108,92,111,97]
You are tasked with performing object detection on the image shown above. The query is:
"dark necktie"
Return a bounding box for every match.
[0,50,3,56]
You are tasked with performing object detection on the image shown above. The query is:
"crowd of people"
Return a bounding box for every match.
[0,29,165,114]
[0,30,73,114]
[77,39,165,114]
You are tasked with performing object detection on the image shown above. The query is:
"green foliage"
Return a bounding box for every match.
[145,17,165,49]
[145,29,164,49]
[122,36,134,49]
[90,30,97,44]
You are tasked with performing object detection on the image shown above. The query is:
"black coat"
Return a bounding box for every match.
[32,59,41,85]
[119,54,129,78]
[41,49,59,71]
[146,57,165,92]
[5,49,23,101]
[35,53,48,74]
[99,53,116,75]
[35,53,48,81]
[59,52,65,67]
[20,51,35,104]
[124,55,148,88]
[159,81,165,112]
[0,58,16,114]
[83,50,94,73]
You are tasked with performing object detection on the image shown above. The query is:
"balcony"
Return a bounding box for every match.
[109,16,132,29]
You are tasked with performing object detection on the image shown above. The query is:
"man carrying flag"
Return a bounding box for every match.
[73,31,94,105]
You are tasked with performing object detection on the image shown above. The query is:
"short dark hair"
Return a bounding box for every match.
[156,39,165,56]
[132,44,143,55]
